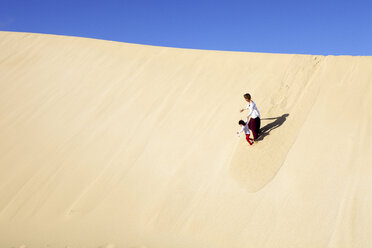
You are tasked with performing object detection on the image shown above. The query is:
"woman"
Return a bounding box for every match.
[240,93,261,140]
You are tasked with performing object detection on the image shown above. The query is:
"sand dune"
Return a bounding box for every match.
[0,31,371,248]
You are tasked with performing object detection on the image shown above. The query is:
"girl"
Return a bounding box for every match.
[237,120,253,145]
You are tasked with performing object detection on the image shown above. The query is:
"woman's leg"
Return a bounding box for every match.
[248,118,258,140]
[255,117,261,135]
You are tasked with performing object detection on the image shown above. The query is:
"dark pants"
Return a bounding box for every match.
[255,117,261,135]
[248,117,261,140]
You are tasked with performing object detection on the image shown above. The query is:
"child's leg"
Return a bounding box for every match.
[245,134,253,145]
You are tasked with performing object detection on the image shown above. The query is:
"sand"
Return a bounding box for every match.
[0,31,371,248]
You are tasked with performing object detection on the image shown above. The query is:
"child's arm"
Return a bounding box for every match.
[237,126,244,134]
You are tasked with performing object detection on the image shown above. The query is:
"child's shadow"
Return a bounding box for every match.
[257,113,289,141]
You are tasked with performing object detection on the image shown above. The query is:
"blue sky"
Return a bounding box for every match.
[1,0,371,55]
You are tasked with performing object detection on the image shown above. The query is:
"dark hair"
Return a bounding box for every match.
[238,120,246,125]
[244,93,251,100]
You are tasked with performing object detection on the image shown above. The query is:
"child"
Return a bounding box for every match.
[237,120,253,145]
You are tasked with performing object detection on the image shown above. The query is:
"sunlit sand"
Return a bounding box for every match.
[1,31,371,248]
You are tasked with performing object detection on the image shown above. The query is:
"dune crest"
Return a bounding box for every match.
[0,32,372,248]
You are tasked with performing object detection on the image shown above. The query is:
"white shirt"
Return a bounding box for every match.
[238,123,250,135]
[246,100,260,119]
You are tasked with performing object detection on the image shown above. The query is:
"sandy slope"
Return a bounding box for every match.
[0,31,371,248]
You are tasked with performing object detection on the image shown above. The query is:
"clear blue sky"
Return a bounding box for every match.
[1,0,371,55]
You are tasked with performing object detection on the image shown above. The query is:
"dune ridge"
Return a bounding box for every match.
[0,31,372,248]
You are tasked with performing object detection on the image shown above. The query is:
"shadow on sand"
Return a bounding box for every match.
[257,113,289,141]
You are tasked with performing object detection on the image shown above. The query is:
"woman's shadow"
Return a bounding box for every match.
[257,113,289,141]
